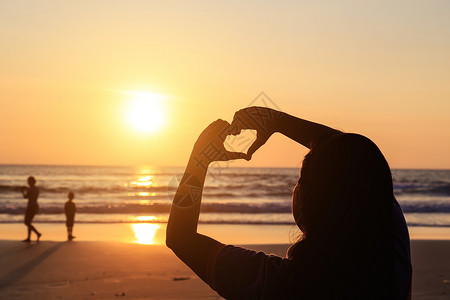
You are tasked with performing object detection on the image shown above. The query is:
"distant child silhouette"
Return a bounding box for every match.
[21,176,42,242]
[65,191,76,241]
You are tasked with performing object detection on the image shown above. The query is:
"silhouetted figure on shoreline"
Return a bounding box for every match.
[166,107,412,299]
[65,191,76,241]
[21,176,41,242]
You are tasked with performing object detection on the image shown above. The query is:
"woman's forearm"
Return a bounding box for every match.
[165,119,249,283]
[167,118,245,243]
[166,152,222,282]
[276,112,342,149]
[166,153,207,246]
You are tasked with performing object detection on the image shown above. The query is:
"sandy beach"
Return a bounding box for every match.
[0,224,449,299]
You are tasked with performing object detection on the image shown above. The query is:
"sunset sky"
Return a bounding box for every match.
[1,1,449,169]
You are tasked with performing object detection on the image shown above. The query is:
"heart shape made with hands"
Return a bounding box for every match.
[223,129,257,157]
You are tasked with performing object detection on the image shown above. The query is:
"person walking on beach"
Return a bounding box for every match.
[166,107,412,299]
[64,191,76,241]
[21,176,42,242]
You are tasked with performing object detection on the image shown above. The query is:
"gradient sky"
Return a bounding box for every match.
[1,1,449,168]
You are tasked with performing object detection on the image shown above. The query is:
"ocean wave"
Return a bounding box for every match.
[2,200,450,215]
[0,202,292,215]
[0,218,449,227]
[394,183,450,196]
[0,185,23,192]
[400,203,450,213]
[0,184,171,194]
[4,182,450,197]
[0,219,297,225]
[0,187,293,201]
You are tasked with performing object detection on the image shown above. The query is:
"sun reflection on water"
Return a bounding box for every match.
[128,174,160,188]
[130,175,153,187]
[135,216,157,222]
[131,223,160,245]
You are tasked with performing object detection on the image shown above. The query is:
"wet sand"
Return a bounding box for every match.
[0,224,449,299]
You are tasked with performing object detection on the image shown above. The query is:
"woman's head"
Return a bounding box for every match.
[293,133,393,240]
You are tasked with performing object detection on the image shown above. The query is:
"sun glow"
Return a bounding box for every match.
[131,223,160,244]
[126,91,166,133]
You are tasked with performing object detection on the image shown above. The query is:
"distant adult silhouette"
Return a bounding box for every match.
[166,107,412,299]
[21,176,41,242]
[64,191,76,241]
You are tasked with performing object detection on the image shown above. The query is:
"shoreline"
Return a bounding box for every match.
[1,223,450,245]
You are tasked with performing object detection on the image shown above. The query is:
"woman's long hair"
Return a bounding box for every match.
[288,133,394,299]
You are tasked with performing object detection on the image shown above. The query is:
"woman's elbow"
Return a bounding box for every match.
[165,227,184,252]
[166,228,194,256]
[165,232,177,250]
[165,226,175,248]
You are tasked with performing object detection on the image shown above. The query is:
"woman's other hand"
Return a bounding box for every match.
[229,107,283,160]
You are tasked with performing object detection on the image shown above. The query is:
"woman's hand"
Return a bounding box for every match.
[192,119,246,167]
[229,107,284,160]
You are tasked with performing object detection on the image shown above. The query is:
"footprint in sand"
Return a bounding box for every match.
[48,281,70,288]
[172,277,190,281]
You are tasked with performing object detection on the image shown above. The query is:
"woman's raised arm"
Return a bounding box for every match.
[166,119,245,283]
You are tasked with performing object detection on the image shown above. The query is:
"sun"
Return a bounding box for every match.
[126,91,166,133]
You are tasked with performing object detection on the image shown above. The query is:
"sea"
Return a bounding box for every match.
[1,165,450,228]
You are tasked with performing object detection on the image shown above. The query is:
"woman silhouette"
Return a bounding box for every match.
[21,176,42,242]
[166,107,412,299]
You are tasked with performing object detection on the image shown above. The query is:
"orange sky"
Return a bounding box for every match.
[1,1,449,169]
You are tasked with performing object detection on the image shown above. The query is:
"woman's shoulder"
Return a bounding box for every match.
[212,245,294,299]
